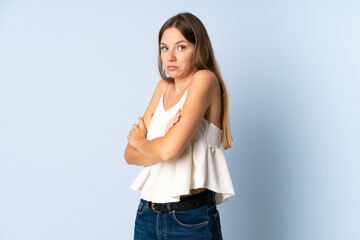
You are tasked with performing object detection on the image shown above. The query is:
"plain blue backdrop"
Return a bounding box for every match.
[1,0,359,239]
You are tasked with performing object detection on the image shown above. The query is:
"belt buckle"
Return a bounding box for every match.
[151,202,161,213]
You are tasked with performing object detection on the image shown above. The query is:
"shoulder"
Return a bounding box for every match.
[193,69,217,82]
[155,79,170,94]
[190,70,219,93]
[142,79,171,128]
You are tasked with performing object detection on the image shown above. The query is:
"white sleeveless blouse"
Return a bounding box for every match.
[130,90,235,204]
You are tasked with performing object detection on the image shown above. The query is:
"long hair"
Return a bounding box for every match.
[158,12,233,149]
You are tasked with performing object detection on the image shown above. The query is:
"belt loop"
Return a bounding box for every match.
[211,191,216,202]
[166,202,171,212]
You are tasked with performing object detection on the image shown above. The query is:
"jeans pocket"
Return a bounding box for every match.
[172,206,209,228]
[136,200,147,216]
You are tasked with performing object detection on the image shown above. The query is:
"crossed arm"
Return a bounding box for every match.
[124,70,218,166]
[123,110,181,166]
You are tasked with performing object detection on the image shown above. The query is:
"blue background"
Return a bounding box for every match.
[1,0,359,239]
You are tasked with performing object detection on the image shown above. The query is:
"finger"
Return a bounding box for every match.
[172,114,181,124]
[169,117,179,125]
[165,124,172,134]
[166,116,180,131]
[132,124,138,130]
[170,113,181,122]
[138,117,145,129]
[175,110,181,119]
[176,109,181,116]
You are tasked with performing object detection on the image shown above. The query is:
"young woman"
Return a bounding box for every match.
[125,12,235,240]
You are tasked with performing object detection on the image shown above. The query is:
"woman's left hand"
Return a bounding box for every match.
[127,117,147,149]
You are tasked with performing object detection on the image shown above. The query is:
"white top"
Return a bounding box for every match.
[130,90,235,204]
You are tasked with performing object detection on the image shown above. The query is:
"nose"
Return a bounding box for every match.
[167,49,176,62]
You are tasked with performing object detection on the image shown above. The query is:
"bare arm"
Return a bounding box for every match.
[124,79,167,166]
[124,123,161,166]
[128,70,218,162]
[124,143,155,166]
[125,109,181,166]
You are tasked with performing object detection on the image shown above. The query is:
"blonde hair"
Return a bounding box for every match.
[158,12,233,149]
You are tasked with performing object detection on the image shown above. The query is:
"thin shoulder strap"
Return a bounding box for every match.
[178,90,188,107]
[163,82,169,95]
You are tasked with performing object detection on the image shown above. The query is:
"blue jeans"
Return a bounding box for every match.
[134,198,223,240]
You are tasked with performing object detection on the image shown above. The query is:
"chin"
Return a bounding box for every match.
[166,72,179,79]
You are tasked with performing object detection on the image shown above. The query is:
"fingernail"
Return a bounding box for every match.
[176,114,181,117]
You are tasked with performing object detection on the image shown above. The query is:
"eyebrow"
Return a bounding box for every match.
[160,40,187,45]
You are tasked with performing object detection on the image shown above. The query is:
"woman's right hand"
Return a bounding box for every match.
[165,109,181,134]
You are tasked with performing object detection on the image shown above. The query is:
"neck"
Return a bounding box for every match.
[173,71,195,94]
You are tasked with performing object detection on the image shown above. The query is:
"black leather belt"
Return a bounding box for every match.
[149,189,214,213]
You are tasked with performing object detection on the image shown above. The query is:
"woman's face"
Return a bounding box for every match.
[160,27,195,80]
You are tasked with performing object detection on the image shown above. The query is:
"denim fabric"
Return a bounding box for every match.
[134,197,223,240]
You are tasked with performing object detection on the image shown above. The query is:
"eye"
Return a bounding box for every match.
[161,46,168,51]
[178,45,186,51]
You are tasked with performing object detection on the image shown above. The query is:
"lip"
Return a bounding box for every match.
[167,66,178,71]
